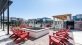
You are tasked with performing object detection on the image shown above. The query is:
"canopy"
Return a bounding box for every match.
[52,14,72,20]
[0,0,13,15]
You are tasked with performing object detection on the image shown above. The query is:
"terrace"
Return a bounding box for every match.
[0,0,82,45]
[0,14,82,45]
[0,28,82,45]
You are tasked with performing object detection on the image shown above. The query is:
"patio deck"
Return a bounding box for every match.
[72,30,82,45]
[0,29,76,45]
[0,24,80,45]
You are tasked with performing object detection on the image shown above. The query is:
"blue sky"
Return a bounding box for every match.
[7,0,82,19]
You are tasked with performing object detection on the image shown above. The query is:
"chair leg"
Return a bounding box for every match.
[49,39,51,45]
[27,32,29,39]
[11,34,18,39]
[9,34,15,38]
[56,43,60,45]
[9,34,13,38]
[16,34,28,44]
[13,36,19,41]
[61,41,68,45]
[49,35,51,45]
[16,38,24,44]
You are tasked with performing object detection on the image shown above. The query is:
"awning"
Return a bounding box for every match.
[52,14,72,20]
[0,0,13,15]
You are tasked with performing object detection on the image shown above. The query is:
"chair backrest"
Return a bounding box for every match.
[49,35,60,44]
[40,24,43,28]
[66,28,70,33]
[26,24,30,28]
[46,24,50,28]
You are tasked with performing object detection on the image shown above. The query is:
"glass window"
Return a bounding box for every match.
[76,15,81,19]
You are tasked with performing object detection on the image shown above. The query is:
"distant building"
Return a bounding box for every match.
[28,17,52,23]
[27,17,53,27]
[28,19,36,23]
[0,16,24,26]
[72,14,82,21]
[0,16,11,22]
[72,16,77,21]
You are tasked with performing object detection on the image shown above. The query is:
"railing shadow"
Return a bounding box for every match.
[6,39,26,45]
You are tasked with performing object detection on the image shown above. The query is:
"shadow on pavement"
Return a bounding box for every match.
[6,39,26,45]
[0,37,9,43]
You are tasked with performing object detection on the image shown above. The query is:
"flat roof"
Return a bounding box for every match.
[52,14,72,20]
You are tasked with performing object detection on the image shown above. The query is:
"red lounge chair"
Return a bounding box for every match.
[53,29,70,40]
[15,32,29,44]
[26,24,30,28]
[40,24,43,28]
[20,24,24,29]
[10,30,21,38]
[10,29,26,39]
[49,35,68,45]
[53,32,69,42]
[56,28,69,36]
[10,27,15,31]
[54,32,69,39]
[46,24,50,28]
[58,28,70,32]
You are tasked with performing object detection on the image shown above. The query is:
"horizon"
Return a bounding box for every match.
[4,0,82,20]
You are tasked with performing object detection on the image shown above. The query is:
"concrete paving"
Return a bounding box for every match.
[72,30,82,45]
[0,29,81,45]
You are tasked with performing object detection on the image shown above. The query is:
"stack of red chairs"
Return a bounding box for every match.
[10,28,29,44]
[49,28,70,45]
